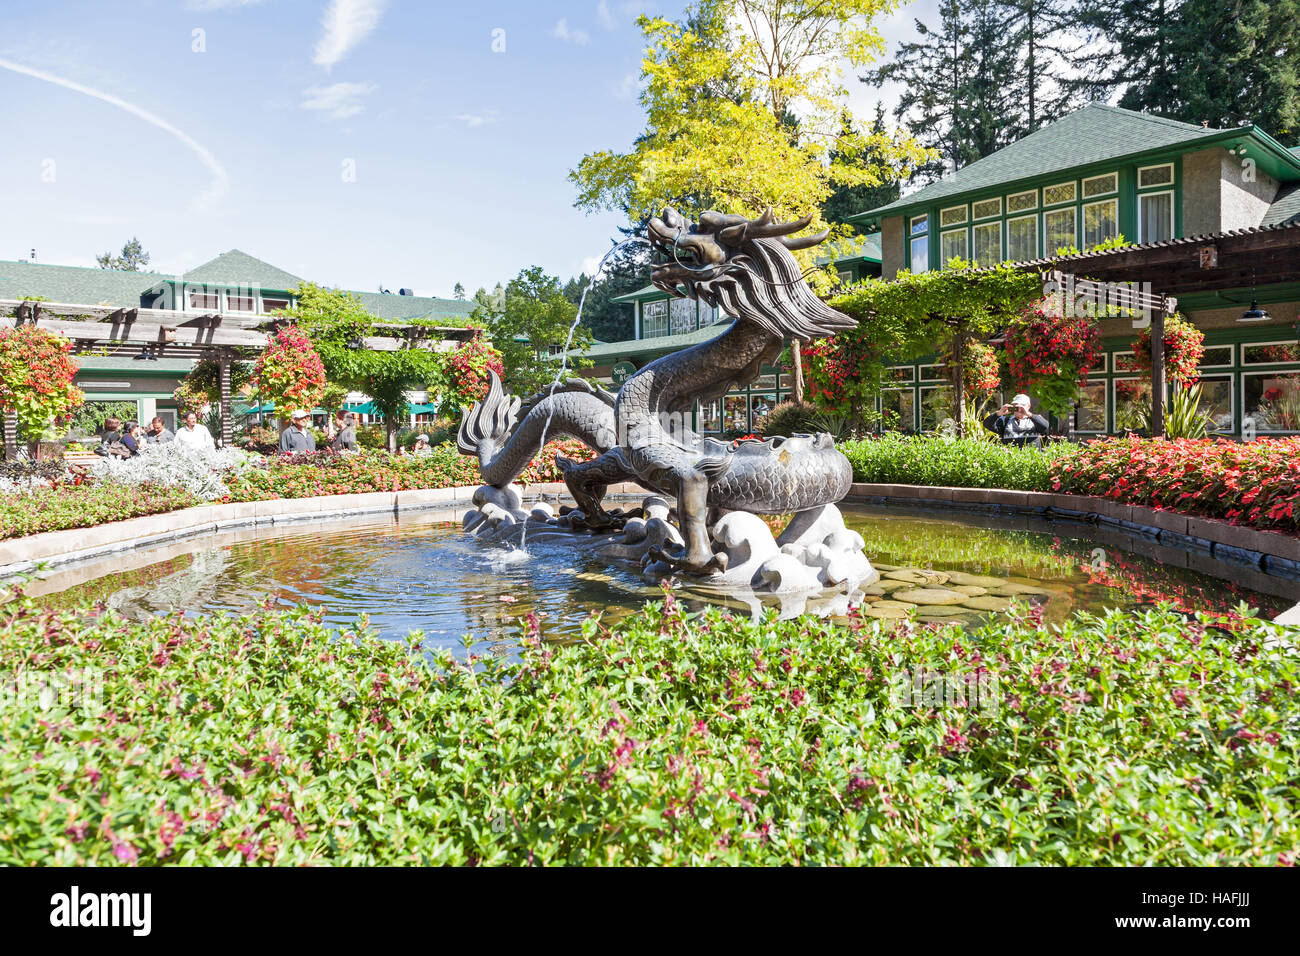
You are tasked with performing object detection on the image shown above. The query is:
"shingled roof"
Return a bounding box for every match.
[852,104,1300,223]
[181,249,305,290]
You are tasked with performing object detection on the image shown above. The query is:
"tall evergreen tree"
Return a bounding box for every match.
[822,105,906,226]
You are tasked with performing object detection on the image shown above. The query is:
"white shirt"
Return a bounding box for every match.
[174,423,215,451]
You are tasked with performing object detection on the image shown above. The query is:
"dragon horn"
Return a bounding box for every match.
[747,211,815,239]
[778,228,831,251]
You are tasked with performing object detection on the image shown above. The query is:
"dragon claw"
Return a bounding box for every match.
[647,545,728,575]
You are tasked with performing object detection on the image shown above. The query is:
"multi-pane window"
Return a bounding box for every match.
[1043,181,1076,206]
[1006,189,1037,213]
[972,197,1002,220]
[1138,164,1174,189]
[909,214,929,272]
[972,221,1001,266]
[188,290,220,310]
[261,297,291,314]
[940,205,968,227]
[225,292,255,312]
[941,229,968,264]
[642,299,669,338]
[1044,207,1076,253]
[1007,215,1038,262]
[669,297,697,335]
[1083,198,1118,248]
[1082,172,1118,198]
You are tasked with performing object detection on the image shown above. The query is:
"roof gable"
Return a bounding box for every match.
[182,249,305,290]
[855,104,1237,221]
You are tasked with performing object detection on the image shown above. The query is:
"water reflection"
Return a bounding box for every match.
[27,504,1292,651]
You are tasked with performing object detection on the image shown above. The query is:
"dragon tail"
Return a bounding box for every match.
[457,370,618,487]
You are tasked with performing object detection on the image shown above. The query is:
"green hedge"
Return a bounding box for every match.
[2,588,1295,865]
[842,433,1078,491]
[0,484,200,541]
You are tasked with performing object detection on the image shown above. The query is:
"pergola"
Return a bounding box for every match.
[0,298,464,456]
[1009,221,1300,436]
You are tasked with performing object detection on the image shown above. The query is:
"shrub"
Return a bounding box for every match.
[0,483,199,540]
[90,443,253,502]
[842,433,1077,491]
[251,327,326,418]
[0,325,85,441]
[1,591,1295,865]
[1052,436,1300,532]
[755,401,820,436]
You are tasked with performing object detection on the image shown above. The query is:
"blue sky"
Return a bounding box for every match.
[0,0,934,299]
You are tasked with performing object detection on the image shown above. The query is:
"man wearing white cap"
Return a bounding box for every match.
[279,409,317,453]
[411,433,433,457]
[984,394,1050,446]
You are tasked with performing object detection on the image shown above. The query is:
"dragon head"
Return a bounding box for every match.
[645,206,855,340]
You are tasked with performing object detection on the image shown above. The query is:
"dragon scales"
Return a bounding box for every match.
[458,207,858,574]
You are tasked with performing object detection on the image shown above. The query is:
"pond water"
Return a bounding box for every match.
[25,502,1294,651]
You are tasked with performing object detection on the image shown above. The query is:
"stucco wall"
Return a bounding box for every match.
[881,215,904,280]
[1182,147,1223,236]
[1219,149,1280,231]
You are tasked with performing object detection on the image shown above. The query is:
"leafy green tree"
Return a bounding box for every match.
[452,283,466,300]
[471,267,593,397]
[821,105,907,227]
[283,282,443,451]
[570,0,931,236]
[95,237,151,272]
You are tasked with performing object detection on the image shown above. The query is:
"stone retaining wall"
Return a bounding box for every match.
[0,482,650,576]
[846,483,1300,583]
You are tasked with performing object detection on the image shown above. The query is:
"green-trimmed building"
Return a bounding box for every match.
[578,104,1300,438]
[0,250,477,432]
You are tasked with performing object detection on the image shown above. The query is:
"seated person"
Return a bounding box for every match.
[983,394,1050,446]
[411,433,433,457]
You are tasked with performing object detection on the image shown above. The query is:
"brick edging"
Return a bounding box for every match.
[846,483,1300,580]
[0,482,652,575]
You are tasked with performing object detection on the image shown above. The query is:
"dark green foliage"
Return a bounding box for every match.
[2,588,1295,864]
[842,433,1077,490]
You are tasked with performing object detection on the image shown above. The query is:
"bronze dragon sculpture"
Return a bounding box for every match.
[457,207,858,573]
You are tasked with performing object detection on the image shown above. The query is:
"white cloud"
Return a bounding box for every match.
[300,81,378,119]
[597,1,617,29]
[452,111,499,128]
[0,56,229,211]
[552,18,590,45]
[614,73,641,101]
[313,0,387,70]
[597,1,655,29]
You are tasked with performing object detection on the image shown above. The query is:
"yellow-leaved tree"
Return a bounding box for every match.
[569,0,935,397]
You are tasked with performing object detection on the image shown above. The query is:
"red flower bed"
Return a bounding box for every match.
[1052,436,1300,533]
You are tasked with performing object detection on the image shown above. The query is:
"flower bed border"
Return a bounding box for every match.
[846,483,1300,583]
[0,482,652,575]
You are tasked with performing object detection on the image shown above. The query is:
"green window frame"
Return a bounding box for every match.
[909,214,930,272]
[1007,214,1038,262]
[1138,163,1174,189]
[1137,190,1174,244]
[940,228,968,264]
[972,197,1002,220]
[1045,206,1076,253]
[641,299,670,338]
[1083,198,1119,248]
[972,221,1002,266]
[1082,172,1118,198]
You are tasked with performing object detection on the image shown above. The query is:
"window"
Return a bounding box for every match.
[1075,381,1107,433]
[1138,191,1174,244]
[920,385,954,431]
[1007,214,1038,261]
[972,221,1001,266]
[972,197,1002,220]
[835,269,854,289]
[225,292,255,312]
[1007,189,1037,213]
[919,364,945,381]
[909,215,929,272]
[880,388,916,433]
[1043,181,1076,206]
[886,366,915,383]
[1113,351,1140,373]
[642,299,669,338]
[1044,207,1076,252]
[940,205,968,227]
[941,228,968,264]
[1197,376,1234,433]
[261,297,290,314]
[188,290,219,310]
[696,400,721,433]
[1082,172,1118,197]
[1243,371,1300,432]
[724,395,750,431]
[1202,345,1233,367]
[670,297,697,334]
[1243,342,1300,364]
[1138,163,1174,189]
[1083,198,1119,248]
